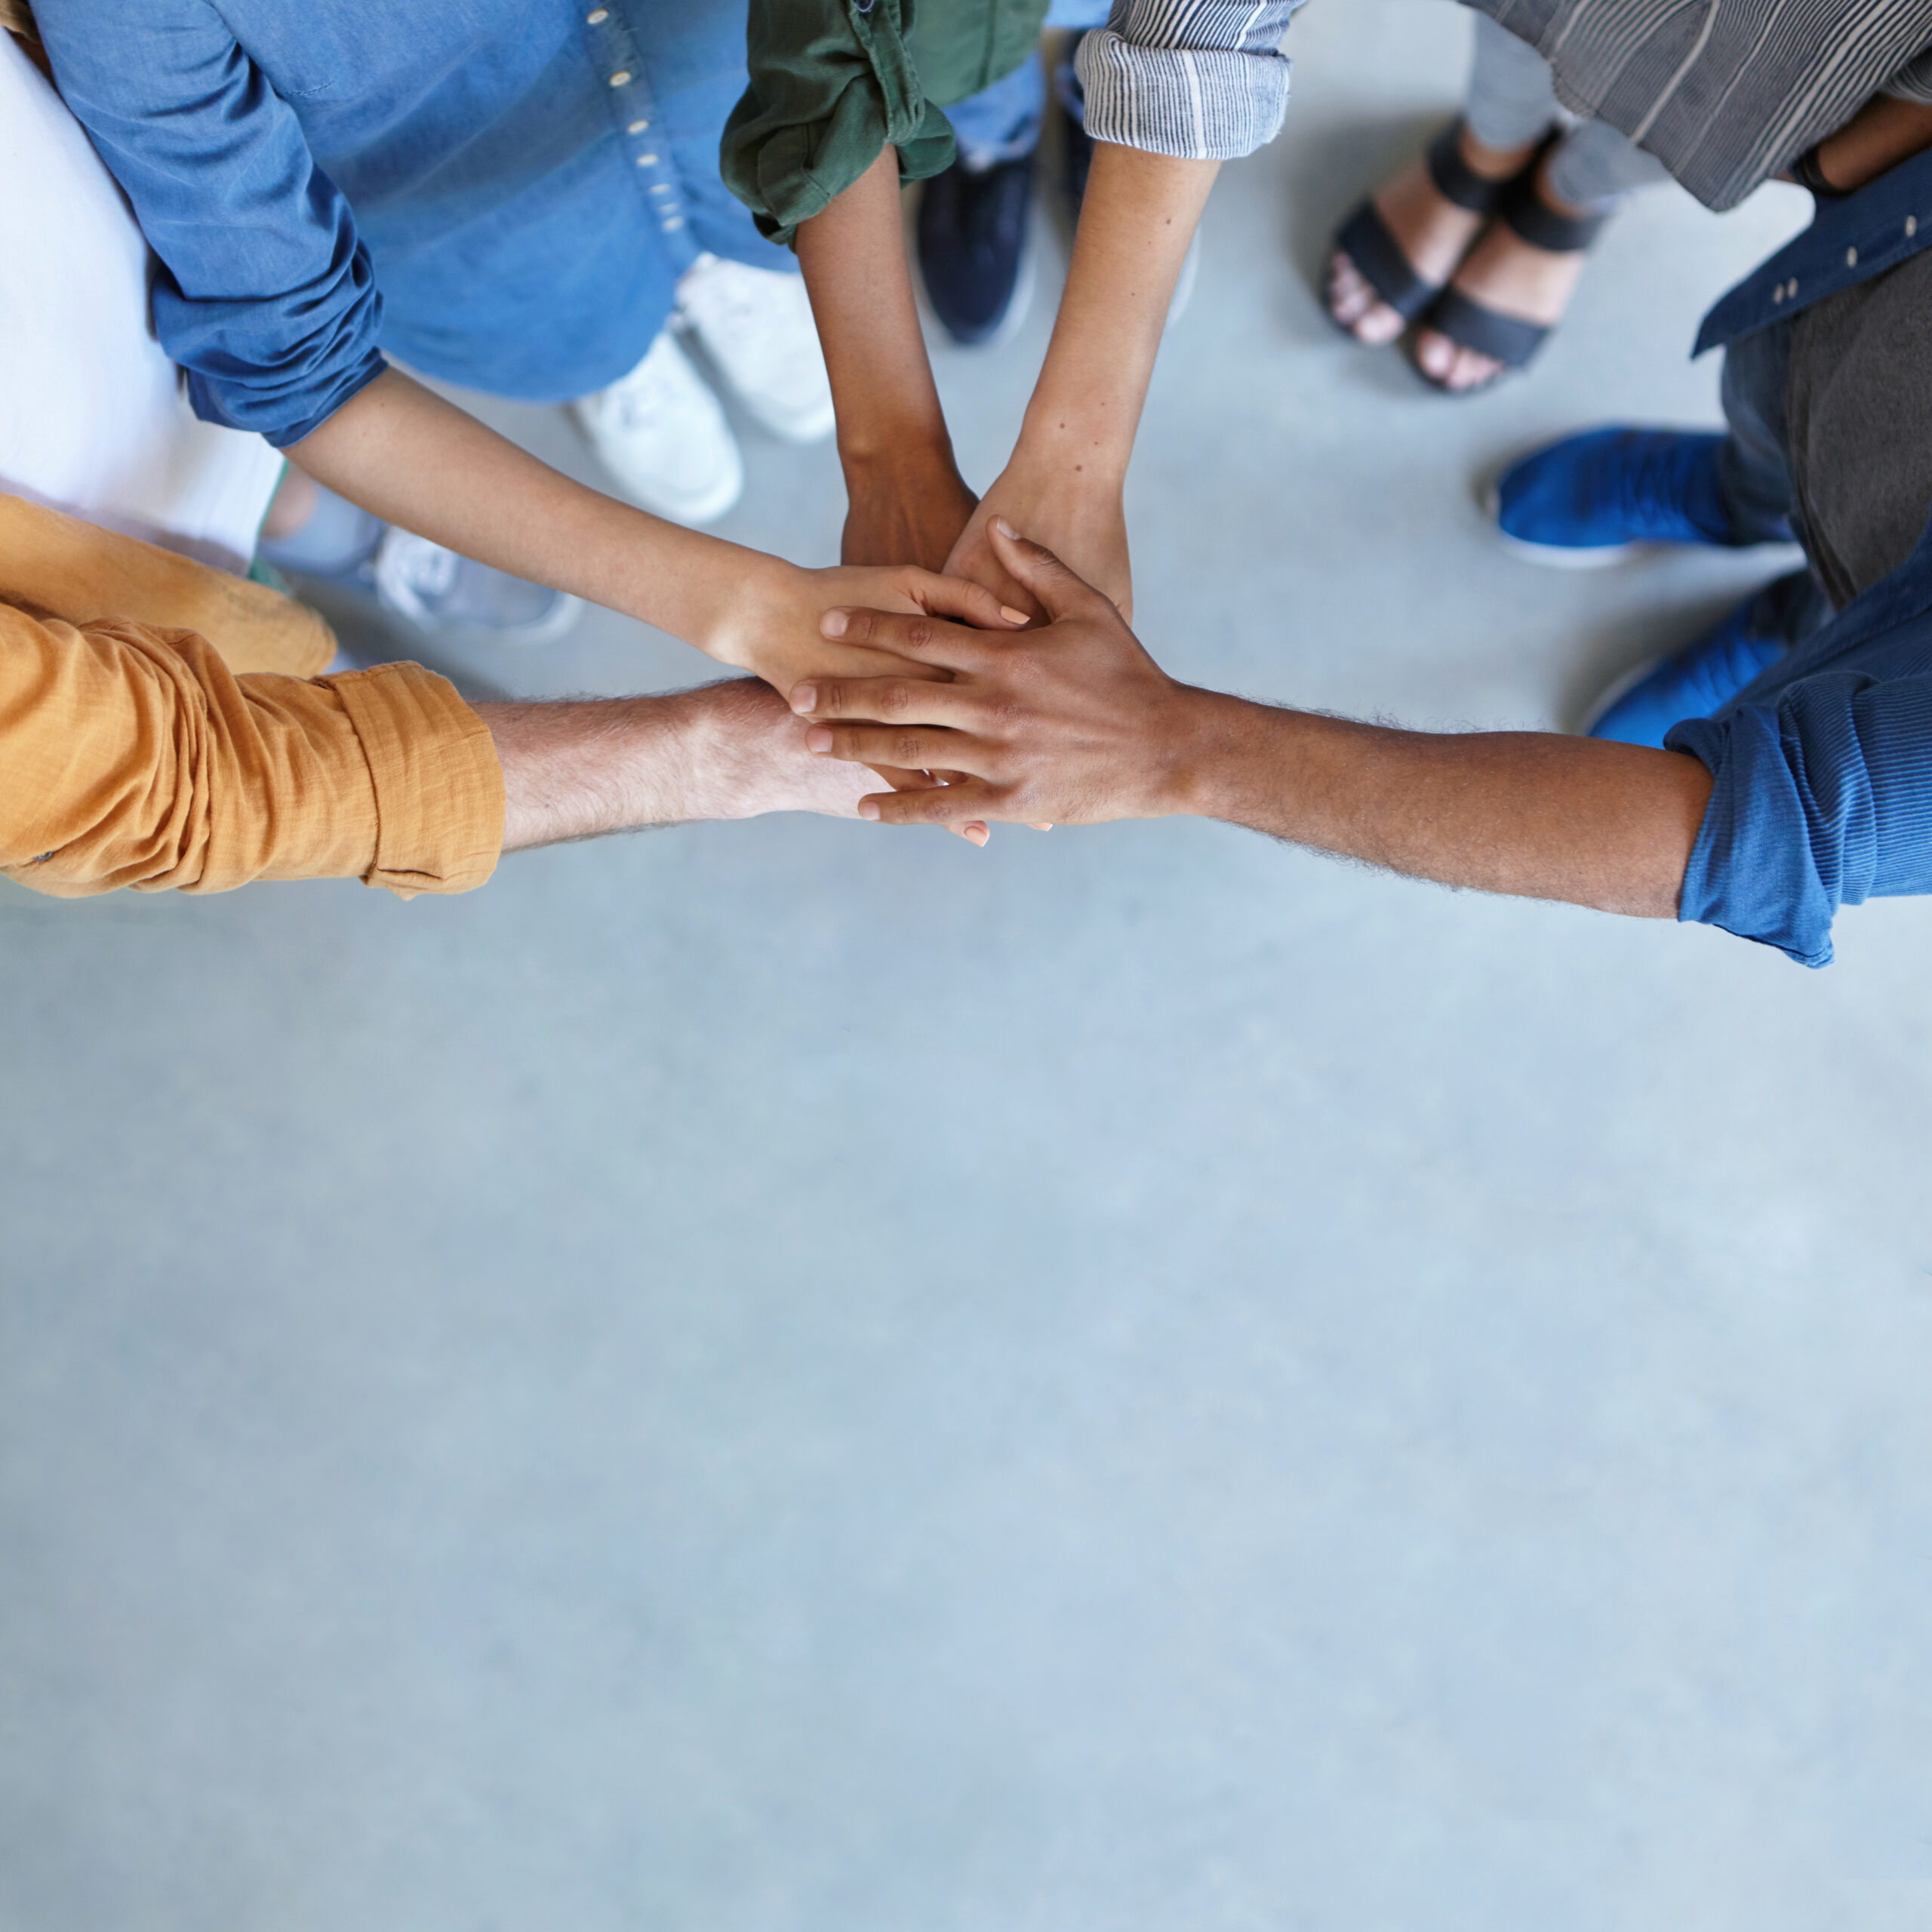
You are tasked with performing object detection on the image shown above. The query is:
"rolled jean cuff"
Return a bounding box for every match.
[1543,119,1670,211]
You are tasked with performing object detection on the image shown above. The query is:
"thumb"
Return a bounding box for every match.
[986,518,1097,623]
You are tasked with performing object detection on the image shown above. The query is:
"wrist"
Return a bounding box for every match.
[1156,688,1275,820]
[702,553,799,675]
[838,423,958,478]
[1007,417,1131,498]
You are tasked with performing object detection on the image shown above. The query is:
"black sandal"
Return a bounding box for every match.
[1411,163,1608,392]
[1326,122,1537,335]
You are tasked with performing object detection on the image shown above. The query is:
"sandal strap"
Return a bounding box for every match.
[1420,285,1550,372]
[1424,122,1517,216]
[1499,171,1610,254]
[1331,198,1438,321]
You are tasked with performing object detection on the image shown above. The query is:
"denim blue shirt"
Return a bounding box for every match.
[34,0,783,446]
[1669,159,1932,966]
[1669,516,1932,968]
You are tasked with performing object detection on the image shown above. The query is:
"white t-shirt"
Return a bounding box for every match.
[0,34,283,576]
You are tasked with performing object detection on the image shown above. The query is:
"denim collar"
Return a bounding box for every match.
[1694,145,1932,357]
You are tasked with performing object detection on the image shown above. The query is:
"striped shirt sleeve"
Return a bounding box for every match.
[1074,0,1305,161]
[1882,42,1932,104]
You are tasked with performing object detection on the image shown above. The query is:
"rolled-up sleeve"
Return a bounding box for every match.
[1666,672,1932,966]
[722,0,958,248]
[34,0,386,447]
[1075,0,1303,161]
[0,605,503,898]
[1883,42,1932,104]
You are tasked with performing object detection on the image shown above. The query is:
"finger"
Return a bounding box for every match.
[789,672,986,730]
[869,764,945,792]
[985,518,1109,624]
[902,570,1030,632]
[816,605,1003,673]
[858,778,1004,830]
[805,721,994,778]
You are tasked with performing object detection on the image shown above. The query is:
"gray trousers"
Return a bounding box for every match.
[1463,12,1670,209]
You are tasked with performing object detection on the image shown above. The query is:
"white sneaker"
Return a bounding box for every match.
[371,529,583,645]
[675,253,835,445]
[574,331,743,525]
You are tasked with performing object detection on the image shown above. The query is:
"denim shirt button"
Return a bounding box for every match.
[628,119,649,134]
[608,70,631,87]
[587,8,608,20]
[1845,245,1858,267]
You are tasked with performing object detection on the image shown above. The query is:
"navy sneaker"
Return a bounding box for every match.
[1584,593,1792,746]
[917,152,1037,346]
[1491,428,1746,568]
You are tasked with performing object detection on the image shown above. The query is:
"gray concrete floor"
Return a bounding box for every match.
[7,6,1932,1928]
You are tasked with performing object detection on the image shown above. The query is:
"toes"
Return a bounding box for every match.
[1352,302,1404,346]
[1328,254,1406,345]
[1414,328,1455,380]
[1326,252,1369,323]
[1449,346,1502,392]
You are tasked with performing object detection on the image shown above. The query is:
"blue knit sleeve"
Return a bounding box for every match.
[1666,671,1932,966]
[35,0,386,448]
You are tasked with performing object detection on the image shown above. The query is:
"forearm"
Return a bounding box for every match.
[1179,693,1712,918]
[1015,143,1218,481]
[287,368,768,648]
[1813,93,1932,191]
[796,147,950,466]
[482,678,864,851]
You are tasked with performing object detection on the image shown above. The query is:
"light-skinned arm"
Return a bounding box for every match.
[288,367,1016,696]
[795,146,979,571]
[945,144,1219,619]
[789,523,1712,918]
[484,678,870,853]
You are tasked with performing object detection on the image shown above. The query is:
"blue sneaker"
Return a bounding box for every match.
[1584,594,1792,746]
[1491,428,1744,568]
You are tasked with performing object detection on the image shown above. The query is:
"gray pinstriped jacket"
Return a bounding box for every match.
[1077,0,1932,208]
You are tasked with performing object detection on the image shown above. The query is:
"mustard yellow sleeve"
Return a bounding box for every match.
[0,601,503,898]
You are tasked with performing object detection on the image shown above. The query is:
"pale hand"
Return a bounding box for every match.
[943,461,1133,623]
[704,555,1021,699]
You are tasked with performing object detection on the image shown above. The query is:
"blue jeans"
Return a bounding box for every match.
[946,0,1112,171]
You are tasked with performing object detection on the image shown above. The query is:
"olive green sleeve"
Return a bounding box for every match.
[721,0,957,249]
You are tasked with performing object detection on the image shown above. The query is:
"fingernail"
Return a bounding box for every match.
[966,823,989,846]
[789,683,817,713]
[820,610,848,638]
[858,798,881,822]
[999,605,1028,625]
[992,517,1017,539]
[805,726,832,752]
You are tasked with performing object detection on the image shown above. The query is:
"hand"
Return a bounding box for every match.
[789,521,1212,835]
[676,678,878,821]
[705,555,1026,841]
[943,458,1133,622]
[841,447,978,571]
[705,555,1022,699]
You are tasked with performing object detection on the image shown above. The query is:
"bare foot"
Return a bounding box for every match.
[1412,158,1597,391]
[1327,127,1537,344]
